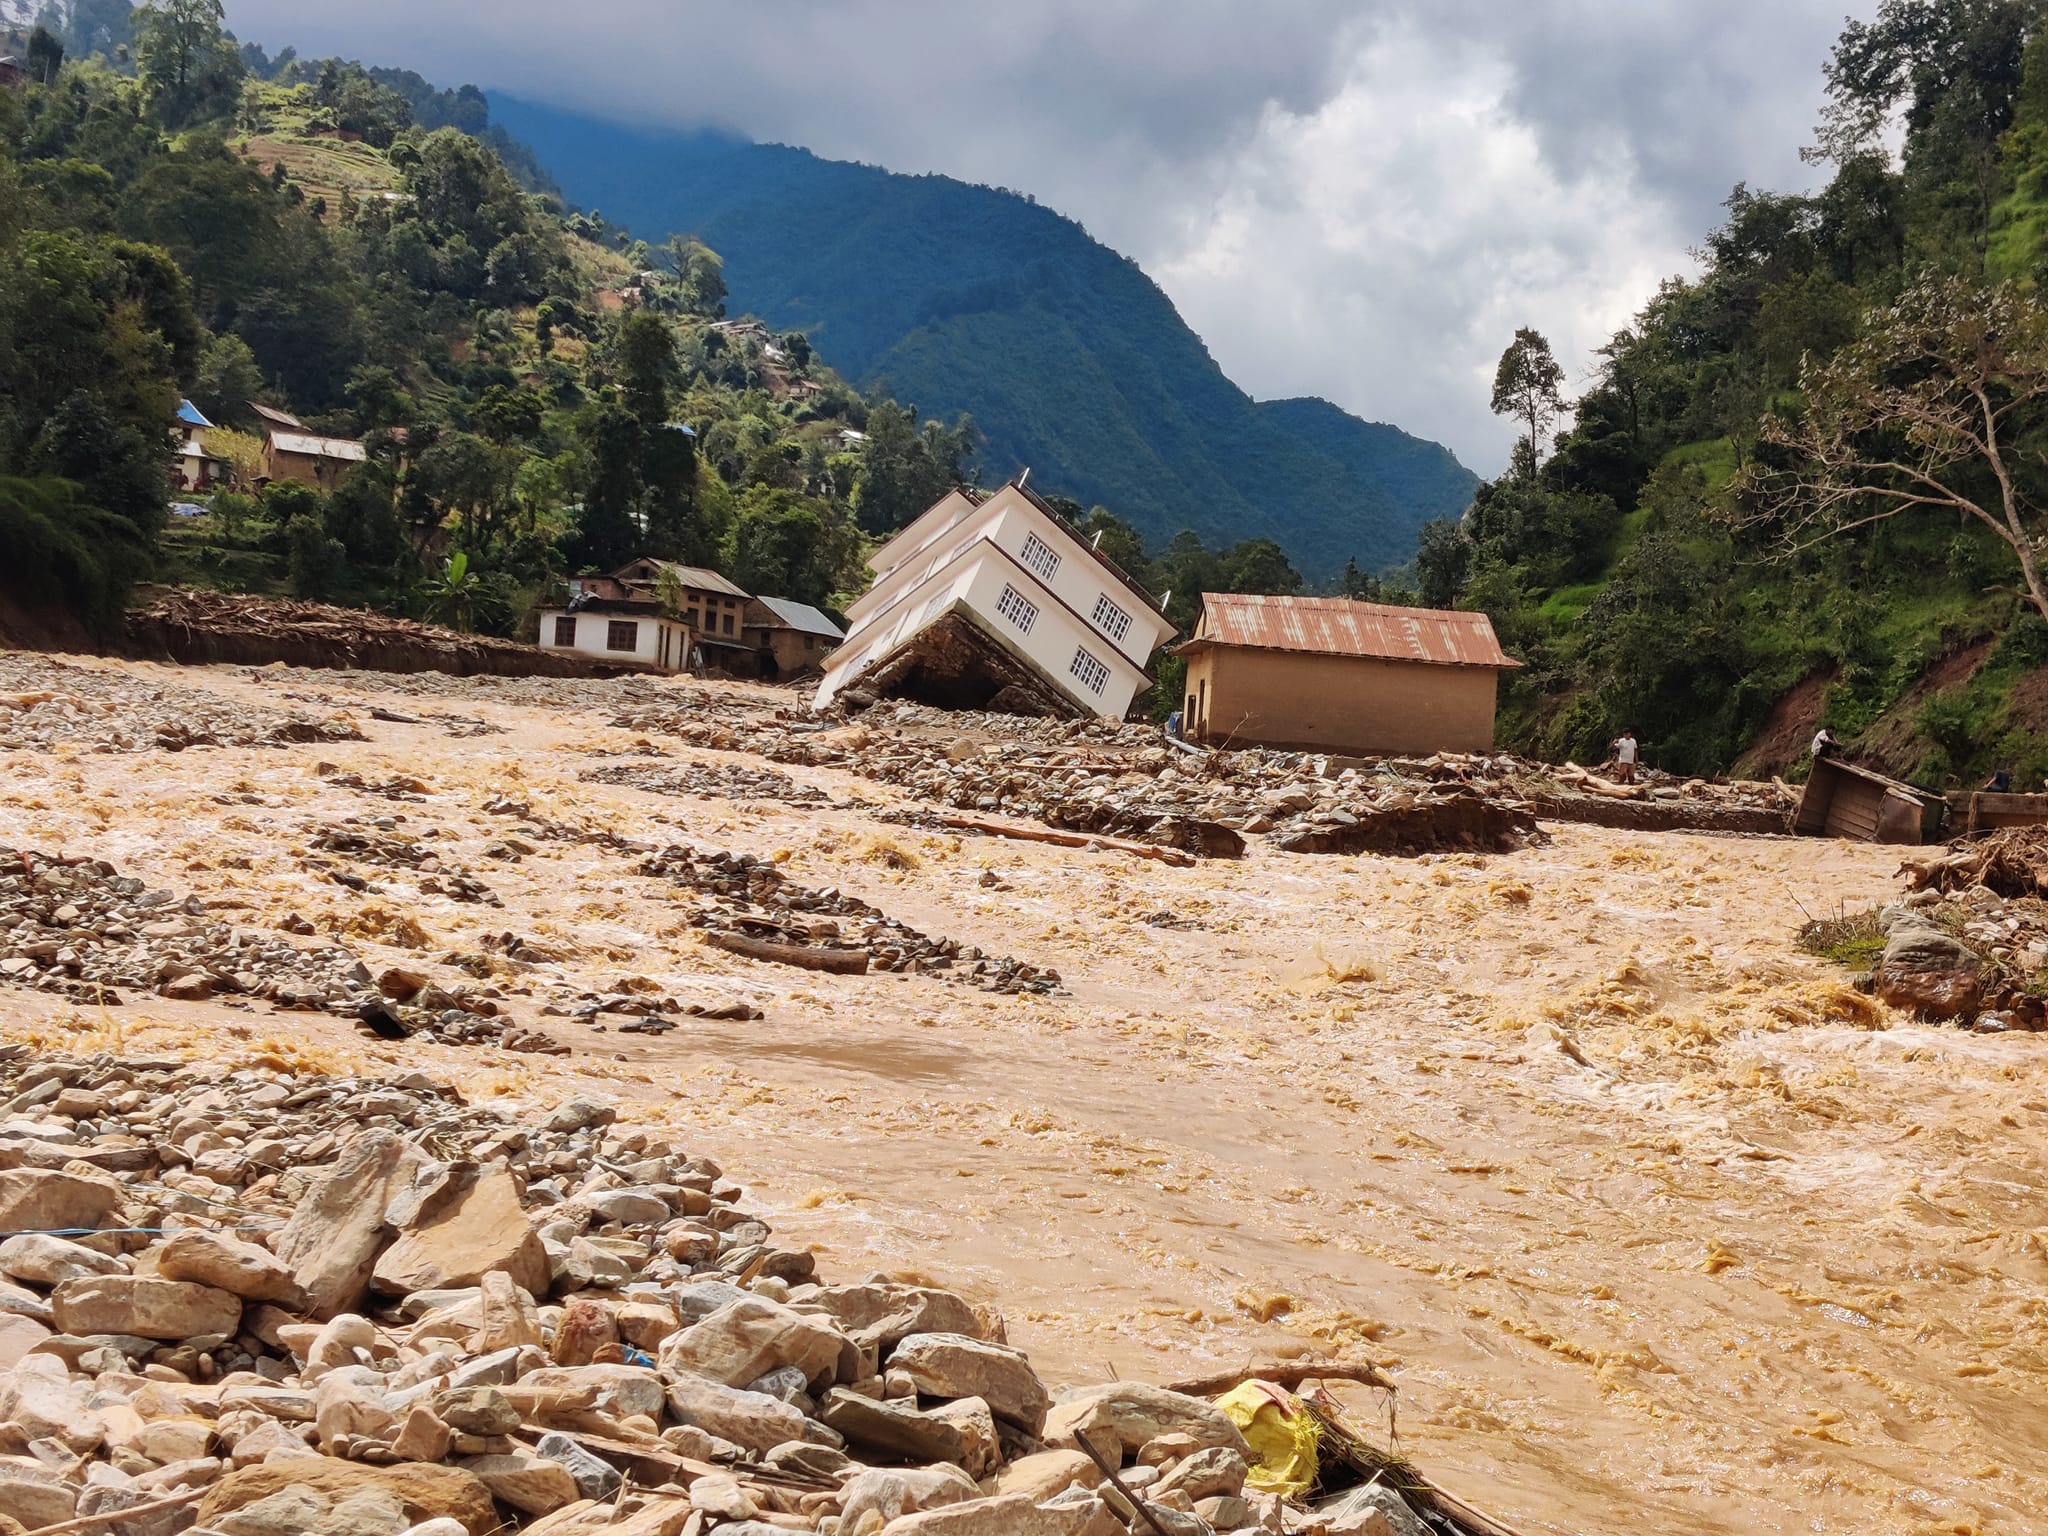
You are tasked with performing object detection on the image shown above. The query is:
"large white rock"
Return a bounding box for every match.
[657,1295,844,1389]
[889,1333,1050,1433]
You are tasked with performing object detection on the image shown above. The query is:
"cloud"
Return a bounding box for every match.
[225,0,1860,471]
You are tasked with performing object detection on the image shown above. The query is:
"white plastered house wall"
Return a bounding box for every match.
[814,481,1174,718]
[535,608,689,672]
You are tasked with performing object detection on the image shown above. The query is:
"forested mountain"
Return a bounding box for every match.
[1412,0,2048,786]
[0,1,1306,673]
[489,99,1478,578]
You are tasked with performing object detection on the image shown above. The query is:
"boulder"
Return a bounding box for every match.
[992,1450,1102,1503]
[153,1230,307,1306]
[819,1387,973,1466]
[1316,1483,1430,1536]
[889,1333,1049,1433]
[1154,1446,1248,1502]
[656,1295,845,1389]
[459,1451,580,1516]
[374,1164,549,1297]
[1873,920,1986,1021]
[272,1130,420,1320]
[812,1283,987,1345]
[840,1465,980,1528]
[534,1431,623,1500]
[197,1461,498,1536]
[0,1461,78,1528]
[663,1374,809,1454]
[877,1492,1122,1535]
[0,1315,49,1371]
[50,1275,241,1340]
[1044,1383,1250,1461]
[0,1168,123,1236]
[0,1232,125,1287]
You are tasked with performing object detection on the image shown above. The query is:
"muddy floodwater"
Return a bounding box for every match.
[5,656,2045,1536]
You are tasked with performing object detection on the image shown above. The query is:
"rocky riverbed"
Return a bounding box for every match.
[0,654,2041,1536]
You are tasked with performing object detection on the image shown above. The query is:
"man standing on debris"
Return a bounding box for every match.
[1612,726,1639,785]
[1811,725,1838,760]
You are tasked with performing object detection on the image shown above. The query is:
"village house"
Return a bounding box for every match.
[814,476,1175,719]
[535,559,759,675]
[1174,593,1519,756]
[0,57,26,92]
[260,429,366,491]
[171,399,230,493]
[744,597,845,681]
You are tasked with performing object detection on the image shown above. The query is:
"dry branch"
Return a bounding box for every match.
[936,813,1196,866]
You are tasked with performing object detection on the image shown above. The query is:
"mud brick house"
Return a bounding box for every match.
[815,476,1174,719]
[1174,593,1519,755]
[744,597,845,681]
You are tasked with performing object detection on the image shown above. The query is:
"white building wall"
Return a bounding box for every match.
[536,609,686,672]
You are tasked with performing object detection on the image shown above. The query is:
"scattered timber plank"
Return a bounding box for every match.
[702,929,871,974]
[935,812,1196,867]
[1164,1359,1397,1397]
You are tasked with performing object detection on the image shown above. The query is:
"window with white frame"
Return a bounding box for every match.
[995,584,1039,634]
[1090,593,1132,644]
[1020,532,1061,582]
[1070,646,1110,695]
[921,588,950,625]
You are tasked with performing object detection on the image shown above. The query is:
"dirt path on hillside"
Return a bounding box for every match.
[5,655,2044,1536]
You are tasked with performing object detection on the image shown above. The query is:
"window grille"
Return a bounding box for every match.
[996,585,1039,634]
[1020,532,1061,582]
[1090,594,1132,644]
[606,620,639,652]
[1070,646,1110,695]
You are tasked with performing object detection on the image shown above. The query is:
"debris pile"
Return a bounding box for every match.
[1900,825,2048,901]
[0,1048,1447,1536]
[0,846,376,1012]
[307,821,503,907]
[637,845,1064,995]
[582,763,837,809]
[0,657,364,755]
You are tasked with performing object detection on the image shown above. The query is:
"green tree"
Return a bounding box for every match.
[133,0,243,128]
[26,26,65,85]
[1739,275,2048,622]
[191,332,262,424]
[1414,519,1472,609]
[616,311,675,426]
[667,237,727,319]
[1491,327,1566,475]
[283,513,345,598]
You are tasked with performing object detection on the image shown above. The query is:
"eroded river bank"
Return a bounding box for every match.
[3,654,2042,1536]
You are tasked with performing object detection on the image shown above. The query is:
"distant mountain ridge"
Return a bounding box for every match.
[492,99,1477,576]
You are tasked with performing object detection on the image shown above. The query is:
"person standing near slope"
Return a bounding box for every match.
[1611,727,1639,785]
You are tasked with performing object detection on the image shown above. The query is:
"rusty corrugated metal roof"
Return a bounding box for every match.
[1183,593,1520,668]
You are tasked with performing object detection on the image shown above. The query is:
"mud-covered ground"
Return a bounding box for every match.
[6,655,2042,1536]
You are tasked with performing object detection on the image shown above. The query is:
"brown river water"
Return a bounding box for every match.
[5,657,2045,1536]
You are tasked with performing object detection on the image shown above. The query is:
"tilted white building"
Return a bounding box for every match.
[814,477,1175,719]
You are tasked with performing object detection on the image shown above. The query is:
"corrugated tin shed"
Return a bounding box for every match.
[753,597,845,639]
[270,433,367,463]
[1178,594,1520,669]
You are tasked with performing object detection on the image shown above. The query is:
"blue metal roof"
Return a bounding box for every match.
[176,400,213,429]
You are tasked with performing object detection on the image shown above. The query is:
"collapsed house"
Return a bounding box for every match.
[814,477,1175,718]
[1794,756,1946,844]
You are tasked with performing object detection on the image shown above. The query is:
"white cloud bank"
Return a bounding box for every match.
[227,0,1861,471]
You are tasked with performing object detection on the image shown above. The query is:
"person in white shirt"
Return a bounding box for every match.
[1612,727,1639,785]
[1811,726,1837,760]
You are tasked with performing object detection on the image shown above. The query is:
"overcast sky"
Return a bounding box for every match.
[228,1,1860,473]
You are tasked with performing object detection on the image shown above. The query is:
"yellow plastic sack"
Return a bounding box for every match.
[1215,1381,1319,1497]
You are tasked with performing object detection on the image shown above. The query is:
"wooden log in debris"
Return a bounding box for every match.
[1164,1359,1397,1397]
[701,928,871,974]
[935,813,1196,867]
